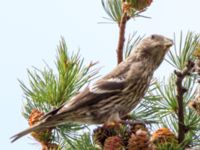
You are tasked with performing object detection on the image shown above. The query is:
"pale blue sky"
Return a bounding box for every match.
[1,0,200,149]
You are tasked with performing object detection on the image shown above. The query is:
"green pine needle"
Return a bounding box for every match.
[64,133,99,150]
[101,0,150,24]
[166,32,200,70]
[124,32,144,58]
[101,0,122,24]
[19,37,98,147]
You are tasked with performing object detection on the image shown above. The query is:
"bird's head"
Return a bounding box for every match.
[130,34,173,67]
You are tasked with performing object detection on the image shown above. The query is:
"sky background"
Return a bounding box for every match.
[1,0,200,149]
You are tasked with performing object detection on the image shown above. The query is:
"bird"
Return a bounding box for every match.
[11,34,173,143]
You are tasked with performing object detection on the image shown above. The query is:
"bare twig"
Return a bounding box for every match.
[174,60,194,144]
[116,12,129,64]
[116,1,131,64]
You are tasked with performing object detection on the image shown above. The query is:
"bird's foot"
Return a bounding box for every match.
[118,119,145,126]
[103,120,123,129]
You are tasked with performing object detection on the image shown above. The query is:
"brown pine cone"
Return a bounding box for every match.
[188,99,200,115]
[28,109,44,126]
[104,136,124,150]
[130,123,148,133]
[41,142,59,150]
[122,2,133,14]
[151,128,177,144]
[133,0,153,11]
[28,109,52,143]
[93,123,121,147]
[193,44,200,58]
[128,129,152,150]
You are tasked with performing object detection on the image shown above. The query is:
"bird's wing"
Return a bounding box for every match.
[42,62,130,117]
[56,77,126,113]
[10,74,128,143]
[40,77,126,120]
[89,78,125,94]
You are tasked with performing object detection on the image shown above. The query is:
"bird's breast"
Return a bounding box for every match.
[119,73,153,116]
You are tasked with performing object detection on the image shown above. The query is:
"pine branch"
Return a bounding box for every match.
[19,38,98,147]
[116,11,129,64]
[101,0,152,64]
[65,133,99,150]
[174,60,195,144]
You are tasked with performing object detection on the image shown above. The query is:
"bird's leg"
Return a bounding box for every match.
[104,104,123,126]
[105,112,121,126]
[120,118,148,126]
[121,114,149,125]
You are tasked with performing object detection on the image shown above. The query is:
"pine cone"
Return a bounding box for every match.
[30,130,52,144]
[193,44,200,58]
[28,109,52,143]
[130,122,148,133]
[28,109,44,126]
[41,142,59,150]
[93,124,119,147]
[192,44,200,74]
[133,0,153,11]
[151,128,177,145]
[128,129,152,150]
[122,2,133,14]
[104,136,124,150]
[188,100,200,115]
[194,59,200,75]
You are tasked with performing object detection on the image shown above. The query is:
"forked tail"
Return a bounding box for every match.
[10,123,43,143]
[11,104,70,143]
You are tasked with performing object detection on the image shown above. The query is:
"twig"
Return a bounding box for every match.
[116,1,130,64]
[174,60,194,144]
[116,12,129,64]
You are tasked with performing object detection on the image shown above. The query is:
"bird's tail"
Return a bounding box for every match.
[11,105,70,143]
[10,123,44,143]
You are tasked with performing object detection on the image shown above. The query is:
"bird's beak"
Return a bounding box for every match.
[164,39,173,50]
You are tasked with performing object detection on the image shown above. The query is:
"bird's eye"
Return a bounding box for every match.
[151,35,156,39]
[155,45,160,49]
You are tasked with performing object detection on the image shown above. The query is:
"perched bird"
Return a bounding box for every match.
[11,34,173,142]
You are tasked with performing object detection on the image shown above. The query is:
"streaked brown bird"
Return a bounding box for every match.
[11,34,173,142]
